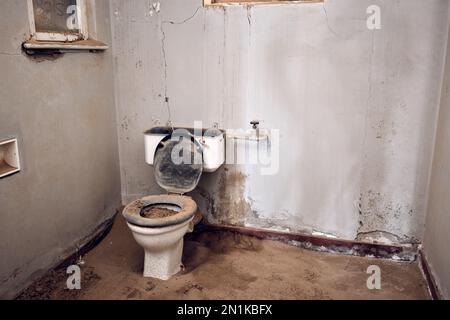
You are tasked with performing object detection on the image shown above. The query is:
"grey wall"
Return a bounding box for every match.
[111,0,449,244]
[112,0,449,244]
[423,15,450,300]
[0,0,121,298]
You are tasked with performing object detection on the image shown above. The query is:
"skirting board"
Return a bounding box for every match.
[194,223,418,261]
[55,214,117,269]
[418,250,442,300]
[14,211,118,299]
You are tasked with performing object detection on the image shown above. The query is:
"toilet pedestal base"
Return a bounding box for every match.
[126,218,193,281]
[143,239,184,280]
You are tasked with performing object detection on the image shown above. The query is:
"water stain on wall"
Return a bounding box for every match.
[194,166,252,226]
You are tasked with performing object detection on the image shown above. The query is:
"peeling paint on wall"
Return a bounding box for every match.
[358,190,419,244]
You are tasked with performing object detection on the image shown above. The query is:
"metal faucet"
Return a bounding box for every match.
[250,120,260,140]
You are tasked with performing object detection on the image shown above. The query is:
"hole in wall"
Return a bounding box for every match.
[0,138,20,178]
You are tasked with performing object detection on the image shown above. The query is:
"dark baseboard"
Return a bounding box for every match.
[55,212,117,269]
[14,211,118,299]
[195,223,418,261]
[419,250,442,300]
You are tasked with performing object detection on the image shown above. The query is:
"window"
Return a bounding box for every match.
[24,0,108,52]
[28,0,88,42]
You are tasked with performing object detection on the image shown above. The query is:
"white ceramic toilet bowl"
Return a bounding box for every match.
[127,218,193,280]
[122,195,197,280]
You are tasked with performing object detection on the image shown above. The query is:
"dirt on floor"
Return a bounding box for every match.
[17,267,101,300]
[17,217,431,300]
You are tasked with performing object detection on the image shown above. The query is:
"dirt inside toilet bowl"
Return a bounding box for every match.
[140,206,179,219]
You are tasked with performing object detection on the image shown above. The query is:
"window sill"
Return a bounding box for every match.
[23,39,108,52]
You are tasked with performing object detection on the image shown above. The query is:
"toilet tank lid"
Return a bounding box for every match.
[144,126,224,138]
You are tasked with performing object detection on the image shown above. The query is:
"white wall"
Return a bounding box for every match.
[111,0,449,243]
[423,13,450,300]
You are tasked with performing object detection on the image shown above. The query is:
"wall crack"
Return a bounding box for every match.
[159,6,202,126]
[322,3,339,38]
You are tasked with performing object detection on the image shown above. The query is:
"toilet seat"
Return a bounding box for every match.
[123,194,197,228]
[122,136,203,228]
[123,137,202,228]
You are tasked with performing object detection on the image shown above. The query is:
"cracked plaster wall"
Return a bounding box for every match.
[111,0,449,244]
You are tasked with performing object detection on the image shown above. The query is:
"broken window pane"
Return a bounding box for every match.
[33,0,80,34]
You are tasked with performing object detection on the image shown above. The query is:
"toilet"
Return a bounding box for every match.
[122,126,225,280]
